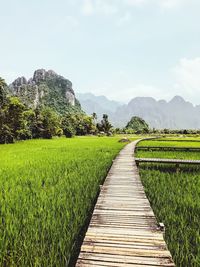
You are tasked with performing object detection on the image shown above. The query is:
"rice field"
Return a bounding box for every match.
[136,138,200,267]
[0,137,130,267]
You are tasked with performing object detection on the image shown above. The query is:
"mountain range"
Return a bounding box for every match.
[6,69,200,129]
[77,93,200,129]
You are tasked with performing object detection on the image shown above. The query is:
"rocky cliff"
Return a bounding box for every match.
[9,69,81,113]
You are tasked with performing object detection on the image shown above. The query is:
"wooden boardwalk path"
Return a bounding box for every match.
[135,157,200,166]
[136,146,200,152]
[76,141,175,267]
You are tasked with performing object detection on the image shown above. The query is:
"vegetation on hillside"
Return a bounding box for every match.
[0,77,114,143]
[125,116,149,133]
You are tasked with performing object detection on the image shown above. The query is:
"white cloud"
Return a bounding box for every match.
[82,0,94,15]
[125,0,146,6]
[65,16,79,27]
[82,0,118,16]
[96,0,118,15]
[172,57,200,102]
[117,12,132,26]
[125,0,189,8]
[81,0,190,17]
[158,0,184,9]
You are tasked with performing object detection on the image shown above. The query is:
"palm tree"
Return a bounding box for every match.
[0,77,7,105]
[92,112,97,123]
[0,77,6,89]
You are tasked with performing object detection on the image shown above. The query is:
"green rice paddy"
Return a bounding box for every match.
[0,137,129,267]
[1,135,200,266]
[136,138,200,267]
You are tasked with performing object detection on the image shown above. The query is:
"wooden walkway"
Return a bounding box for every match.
[149,139,200,142]
[135,157,200,166]
[76,141,175,267]
[136,146,200,152]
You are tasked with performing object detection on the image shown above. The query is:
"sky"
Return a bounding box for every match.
[1,0,200,104]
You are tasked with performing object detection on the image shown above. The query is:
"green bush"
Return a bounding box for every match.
[63,125,76,138]
[0,125,14,144]
[16,129,32,140]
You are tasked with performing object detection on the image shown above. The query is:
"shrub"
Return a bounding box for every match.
[63,125,76,138]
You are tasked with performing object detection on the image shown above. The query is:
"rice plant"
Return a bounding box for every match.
[137,138,200,267]
[0,137,127,266]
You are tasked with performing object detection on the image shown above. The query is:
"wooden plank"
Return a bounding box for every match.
[77,253,175,266]
[136,146,200,151]
[135,157,200,165]
[75,141,175,267]
[147,139,200,142]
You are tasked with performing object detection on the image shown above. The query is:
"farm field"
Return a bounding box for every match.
[0,136,133,267]
[136,137,200,266]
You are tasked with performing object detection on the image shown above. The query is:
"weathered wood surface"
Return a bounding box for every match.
[76,141,175,267]
[136,146,200,152]
[148,139,200,142]
[135,157,200,165]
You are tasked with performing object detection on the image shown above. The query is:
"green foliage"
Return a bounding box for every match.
[0,137,125,266]
[126,116,149,133]
[0,77,97,143]
[5,97,26,137]
[0,77,7,106]
[0,124,14,144]
[55,127,63,137]
[16,129,32,140]
[61,112,96,137]
[0,97,31,143]
[40,107,60,139]
[63,125,76,138]
[97,114,112,134]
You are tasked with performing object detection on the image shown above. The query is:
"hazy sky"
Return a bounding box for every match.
[1,0,200,103]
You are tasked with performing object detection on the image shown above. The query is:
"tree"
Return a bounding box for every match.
[61,112,96,137]
[92,112,97,123]
[0,96,33,143]
[126,116,149,134]
[61,113,76,138]
[40,107,61,139]
[97,114,112,134]
[0,77,7,106]
[5,97,26,138]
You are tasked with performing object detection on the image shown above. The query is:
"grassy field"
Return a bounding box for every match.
[0,136,131,267]
[136,138,200,266]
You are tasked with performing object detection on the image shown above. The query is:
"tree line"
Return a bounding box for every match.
[0,77,113,144]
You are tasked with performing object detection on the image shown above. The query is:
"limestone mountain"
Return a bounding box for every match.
[77,93,122,118]
[9,69,81,114]
[126,116,149,133]
[78,93,200,129]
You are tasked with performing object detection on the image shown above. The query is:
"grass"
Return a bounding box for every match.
[137,137,200,266]
[0,136,131,267]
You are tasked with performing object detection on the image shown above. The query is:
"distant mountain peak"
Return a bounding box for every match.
[77,92,122,116]
[128,96,157,106]
[170,95,185,103]
[33,69,59,83]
